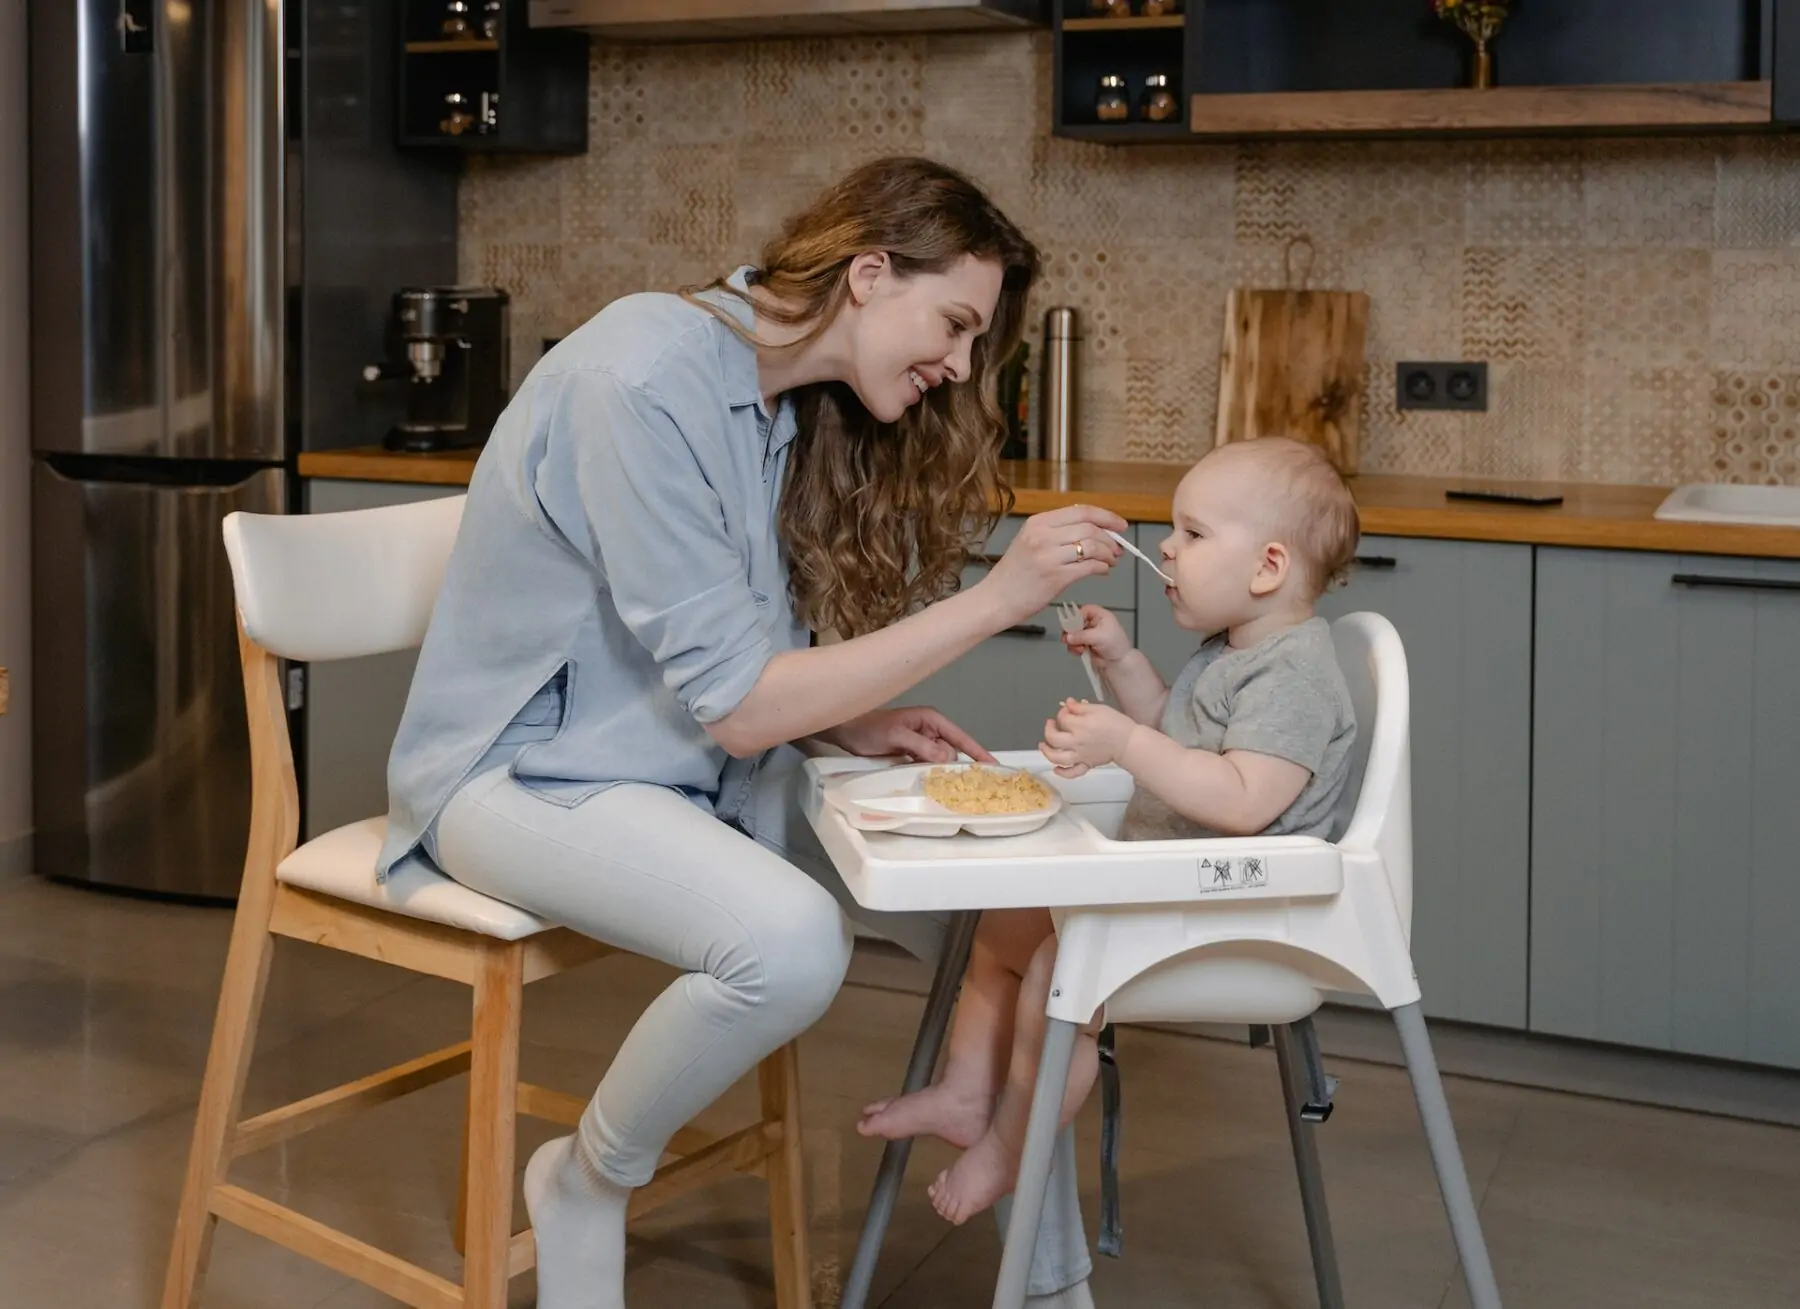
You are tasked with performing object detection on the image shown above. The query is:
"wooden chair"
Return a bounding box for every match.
[161,495,811,1309]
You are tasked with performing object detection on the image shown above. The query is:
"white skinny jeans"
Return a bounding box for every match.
[434,746,1094,1297]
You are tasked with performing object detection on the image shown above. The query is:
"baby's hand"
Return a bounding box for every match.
[1039,698,1138,778]
[1060,604,1133,665]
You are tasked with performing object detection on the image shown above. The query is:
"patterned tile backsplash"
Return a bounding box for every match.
[461,32,1800,487]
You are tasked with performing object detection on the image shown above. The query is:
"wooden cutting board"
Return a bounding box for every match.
[1214,245,1370,474]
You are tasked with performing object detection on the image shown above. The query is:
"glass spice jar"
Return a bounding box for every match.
[1140,72,1178,122]
[1086,0,1132,18]
[1139,0,1182,15]
[1096,74,1130,123]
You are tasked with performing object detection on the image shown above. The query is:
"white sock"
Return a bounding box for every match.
[1025,1279,1097,1309]
[523,1134,631,1309]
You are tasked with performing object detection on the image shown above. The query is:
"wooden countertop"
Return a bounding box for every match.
[301,446,481,487]
[299,447,1800,559]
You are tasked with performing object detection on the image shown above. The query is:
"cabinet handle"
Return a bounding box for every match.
[1354,555,1398,570]
[1000,624,1049,638]
[1671,573,1800,594]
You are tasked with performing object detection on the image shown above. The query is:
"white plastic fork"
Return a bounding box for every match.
[1056,600,1106,703]
[1104,528,1174,585]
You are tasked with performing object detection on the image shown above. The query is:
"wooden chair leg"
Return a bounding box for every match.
[160,897,281,1307]
[463,940,524,1309]
[759,1041,812,1309]
[452,1092,472,1257]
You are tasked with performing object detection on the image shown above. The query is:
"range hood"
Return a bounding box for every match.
[528,0,1046,42]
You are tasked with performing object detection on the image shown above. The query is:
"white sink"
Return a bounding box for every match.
[1654,483,1800,527]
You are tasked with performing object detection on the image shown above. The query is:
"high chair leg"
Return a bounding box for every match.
[161,896,281,1308]
[462,941,524,1309]
[839,909,979,1309]
[1392,1003,1504,1309]
[991,1017,1079,1309]
[759,1041,812,1309]
[1274,1024,1345,1309]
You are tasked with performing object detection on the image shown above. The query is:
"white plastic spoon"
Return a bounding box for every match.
[1104,529,1174,585]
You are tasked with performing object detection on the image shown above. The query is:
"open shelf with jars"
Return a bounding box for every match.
[398,0,588,153]
[1054,0,1800,143]
[1053,1,1196,142]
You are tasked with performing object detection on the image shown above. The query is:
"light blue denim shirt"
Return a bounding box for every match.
[377,269,805,881]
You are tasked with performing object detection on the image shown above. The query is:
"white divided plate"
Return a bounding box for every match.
[823,763,1063,838]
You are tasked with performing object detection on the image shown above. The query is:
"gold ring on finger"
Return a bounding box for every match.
[1074,539,1086,562]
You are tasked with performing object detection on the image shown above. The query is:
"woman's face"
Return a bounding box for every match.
[844,253,1005,422]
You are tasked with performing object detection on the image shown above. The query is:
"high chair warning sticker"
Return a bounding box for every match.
[1197,856,1269,893]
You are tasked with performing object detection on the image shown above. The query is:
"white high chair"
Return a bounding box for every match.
[807,613,1502,1309]
[994,611,1501,1309]
[163,496,813,1309]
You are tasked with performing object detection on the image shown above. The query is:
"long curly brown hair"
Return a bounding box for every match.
[687,157,1040,638]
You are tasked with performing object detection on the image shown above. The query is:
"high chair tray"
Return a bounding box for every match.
[803,751,1344,914]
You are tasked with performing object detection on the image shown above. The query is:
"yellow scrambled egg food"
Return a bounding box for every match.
[921,765,1053,815]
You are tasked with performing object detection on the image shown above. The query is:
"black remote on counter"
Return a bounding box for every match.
[1443,488,1565,507]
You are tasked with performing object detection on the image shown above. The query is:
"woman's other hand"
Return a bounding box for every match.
[826,707,996,764]
[978,504,1128,625]
[1060,603,1133,666]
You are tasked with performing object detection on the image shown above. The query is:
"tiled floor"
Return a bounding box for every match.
[4,869,1799,1309]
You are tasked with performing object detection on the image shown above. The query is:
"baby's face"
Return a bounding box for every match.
[1154,456,1282,634]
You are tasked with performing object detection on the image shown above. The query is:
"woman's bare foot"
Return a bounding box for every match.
[857,1083,991,1149]
[927,1129,1019,1226]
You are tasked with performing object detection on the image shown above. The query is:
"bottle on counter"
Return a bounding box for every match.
[1040,307,1080,465]
[996,340,1032,460]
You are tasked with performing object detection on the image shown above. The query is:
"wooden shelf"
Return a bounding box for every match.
[1063,15,1185,32]
[1059,120,1192,143]
[405,39,499,53]
[1188,80,1772,137]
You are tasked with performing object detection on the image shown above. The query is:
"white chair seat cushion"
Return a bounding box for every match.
[277,817,553,941]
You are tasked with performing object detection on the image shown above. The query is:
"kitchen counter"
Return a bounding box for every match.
[298,447,1800,559]
[301,446,481,487]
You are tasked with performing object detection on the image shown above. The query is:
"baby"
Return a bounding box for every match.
[859,437,1361,1225]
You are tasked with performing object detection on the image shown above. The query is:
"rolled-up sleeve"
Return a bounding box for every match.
[534,362,773,724]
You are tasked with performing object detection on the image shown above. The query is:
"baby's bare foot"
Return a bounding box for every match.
[857,1084,990,1149]
[927,1130,1018,1226]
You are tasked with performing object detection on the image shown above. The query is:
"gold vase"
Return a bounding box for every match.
[1472,42,1493,89]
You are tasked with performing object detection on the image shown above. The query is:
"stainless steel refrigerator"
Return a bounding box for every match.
[29,0,458,899]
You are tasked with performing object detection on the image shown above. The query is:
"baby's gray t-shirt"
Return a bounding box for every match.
[1119,616,1357,842]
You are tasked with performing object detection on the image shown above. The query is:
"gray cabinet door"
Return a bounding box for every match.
[1531,549,1800,1069]
[1139,532,1535,1027]
[1322,538,1533,1028]
[301,480,461,839]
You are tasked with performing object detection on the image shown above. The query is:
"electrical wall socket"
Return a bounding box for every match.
[1396,361,1488,412]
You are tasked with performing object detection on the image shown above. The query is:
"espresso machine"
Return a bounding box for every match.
[364,287,511,452]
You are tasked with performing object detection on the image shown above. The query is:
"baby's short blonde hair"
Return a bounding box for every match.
[1203,438,1361,597]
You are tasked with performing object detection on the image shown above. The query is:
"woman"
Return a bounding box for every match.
[379,156,1126,1309]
